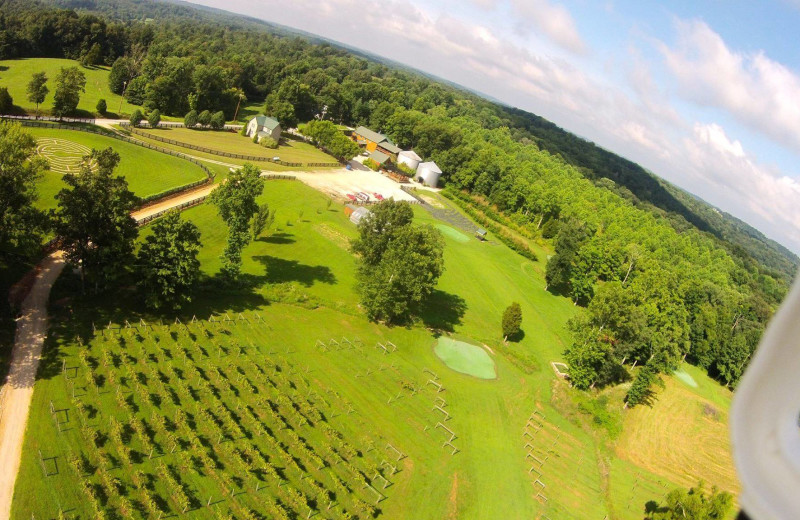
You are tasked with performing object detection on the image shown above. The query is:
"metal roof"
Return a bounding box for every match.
[369,150,390,164]
[417,161,442,173]
[399,150,422,161]
[354,126,388,144]
[253,115,281,131]
[378,142,402,154]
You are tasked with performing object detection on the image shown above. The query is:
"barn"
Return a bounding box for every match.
[353,126,401,157]
[415,161,442,187]
[398,150,422,170]
[247,115,282,143]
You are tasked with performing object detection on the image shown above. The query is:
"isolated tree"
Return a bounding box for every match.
[129,109,144,127]
[209,163,264,279]
[96,98,107,115]
[137,210,201,310]
[147,109,161,128]
[232,87,246,121]
[356,223,444,323]
[52,67,86,117]
[351,200,444,323]
[0,88,13,114]
[647,482,733,520]
[0,122,47,256]
[197,109,211,127]
[184,109,198,128]
[210,110,225,130]
[251,203,273,239]
[502,302,522,341]
[55,148,139,293]
[26,71,49,115]
[350,200,414,266]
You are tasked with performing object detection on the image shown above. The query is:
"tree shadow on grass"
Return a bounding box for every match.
[252,255,336,287]
[506,329,526,342]
[255,232,295,245]
[415,290,467,333]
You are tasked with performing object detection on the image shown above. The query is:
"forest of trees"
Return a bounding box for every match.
[0,0,795,393]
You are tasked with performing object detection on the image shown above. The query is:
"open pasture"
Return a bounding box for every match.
[0,58,140,117]
[134,127,338,166]
[28,127,208,210]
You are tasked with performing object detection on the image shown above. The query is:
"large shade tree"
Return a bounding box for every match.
[0,122,47,257]
[52,67,86,117]
[55,148,138,293]
[351,200,444,324]
[137,210,201,310]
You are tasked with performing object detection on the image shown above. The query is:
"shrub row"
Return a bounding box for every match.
[442,189,539,262]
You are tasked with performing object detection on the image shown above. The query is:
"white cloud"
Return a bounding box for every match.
[660,19,800,155]
[509,0,587,54]
[681,123,800,247]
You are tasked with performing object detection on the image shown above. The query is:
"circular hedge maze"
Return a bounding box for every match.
[36,138,94,174]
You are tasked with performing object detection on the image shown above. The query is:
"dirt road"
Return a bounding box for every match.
[0,182,218,519]
[0,252,66,520]
[132,184,216,222]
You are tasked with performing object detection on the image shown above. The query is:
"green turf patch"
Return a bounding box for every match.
[434,337,496,379]
[674,368,699,388]
[435,223,470,243]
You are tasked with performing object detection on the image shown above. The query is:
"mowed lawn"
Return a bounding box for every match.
[28,127,208,210]
[616,363,739,495]
[0,58,140,118]
[11,180,738,519]
[136,127,339,166]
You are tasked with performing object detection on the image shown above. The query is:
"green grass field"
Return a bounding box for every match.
[0,58,141,118]
[136,127,338,166]
[27,127,208,210]
[10,180,739,519]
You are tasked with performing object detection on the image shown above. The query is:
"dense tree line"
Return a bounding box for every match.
[0,0,792,390]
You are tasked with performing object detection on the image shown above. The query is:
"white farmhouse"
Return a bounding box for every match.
[246,115,282,143]
[398,150,422,171]
[415,161,442,188]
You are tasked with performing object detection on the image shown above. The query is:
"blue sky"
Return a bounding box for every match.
[188,0,800,254]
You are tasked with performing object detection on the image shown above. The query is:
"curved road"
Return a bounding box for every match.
[0,185,215,520]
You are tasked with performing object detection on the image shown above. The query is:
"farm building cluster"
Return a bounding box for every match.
[352,126,442,187]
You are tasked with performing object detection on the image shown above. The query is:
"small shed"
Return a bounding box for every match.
[369,150,391,166]
[344,203,359,218]
[475,228,488,241]
[398,150,422,170]
[350,207,372,226]
[416,161,442,188]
